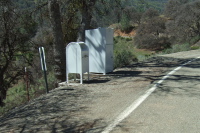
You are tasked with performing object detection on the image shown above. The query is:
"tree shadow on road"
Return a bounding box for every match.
[151,59,200,98]
[0,88,106,133]
[84,56,200,85]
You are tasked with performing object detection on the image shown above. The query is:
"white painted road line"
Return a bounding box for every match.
[101,56,200,133]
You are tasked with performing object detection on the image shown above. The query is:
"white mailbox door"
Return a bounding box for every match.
[85,28,113,74]
[66,43,82,73]
[67,45,77,73]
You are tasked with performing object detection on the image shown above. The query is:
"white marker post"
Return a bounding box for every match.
[39,47,49,93]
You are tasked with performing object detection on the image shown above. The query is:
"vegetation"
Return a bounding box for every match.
[49,0,66,83]
[134,0,200,51]
[165,0,200,44]
[114,37,137,68]
[0,71,56,115]
[0,0,37,106]
[162,43,191,54]
[134,9,170,50]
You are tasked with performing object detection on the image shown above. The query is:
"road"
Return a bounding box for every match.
[104,51,200,133]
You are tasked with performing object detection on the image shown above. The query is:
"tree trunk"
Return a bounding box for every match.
[0,76,6,107]
[48,0,66,83]
[197,22,200,37]
[77,8,91,42]
[77,0,96,42]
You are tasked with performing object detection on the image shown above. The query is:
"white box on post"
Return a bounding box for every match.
[85,28,114,75]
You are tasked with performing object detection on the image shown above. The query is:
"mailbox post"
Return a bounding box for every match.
[66,42,89,84]
[39,47,49,93]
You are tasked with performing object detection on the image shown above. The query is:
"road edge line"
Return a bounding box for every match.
[101,56,200,133]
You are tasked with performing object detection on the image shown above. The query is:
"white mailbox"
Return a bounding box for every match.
[66,42,89,84]
[85,28,114,74]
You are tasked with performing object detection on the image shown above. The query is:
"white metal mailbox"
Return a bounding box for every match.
[85,28,114,74]
[66,42,89,84]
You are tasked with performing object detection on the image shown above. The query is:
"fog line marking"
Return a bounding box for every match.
[102,56,200,133]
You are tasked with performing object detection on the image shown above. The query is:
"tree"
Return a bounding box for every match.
[135,0,149,12]
[165,0,200,44]
[0,0,36,106]
[64,0,120,41]
[141,8,159,22]
[48,0,66,82]
[91,0,124,27]
[127,6,142,25]
[120,8,132,32]
[134,16,170,50]
[77,0,97,42]
[164,0,191,19]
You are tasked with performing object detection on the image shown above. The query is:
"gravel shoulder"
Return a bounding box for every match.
[0,50,200,133]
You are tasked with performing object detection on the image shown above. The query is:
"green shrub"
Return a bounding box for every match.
[114,36,134,50]
[114,50,137,68]
[0,71,56,116]
[136,54,153,62]
[37,71,56,92]
[189,35,200,45]
[0,82,35,116]
[114,36,137,68]
[120,13,131,32]
[162,43,191,54]
[191,45,200,50]
[125,38,132,41]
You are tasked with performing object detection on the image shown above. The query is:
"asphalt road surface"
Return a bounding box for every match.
[105,51,200,133]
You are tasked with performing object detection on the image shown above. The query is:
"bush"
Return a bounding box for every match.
[162,43,191,54]
[0,70,57,116]
[114,50,137,68]
[32,70,57,96]
[0,82,35,116]
[114,36,138,68]
[119,12,133,32]
[191,45,200,50]
[135,34,170,50]
[134,16,170,50]
[189,35,200,45]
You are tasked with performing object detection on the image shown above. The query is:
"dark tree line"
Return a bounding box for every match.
[0,0,37,106]
[165,0,200,44]
[134,0,200,50]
